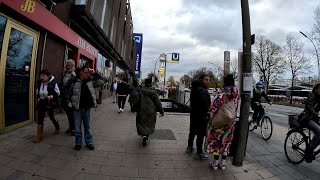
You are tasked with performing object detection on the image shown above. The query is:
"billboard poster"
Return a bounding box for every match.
[134,33,143,77]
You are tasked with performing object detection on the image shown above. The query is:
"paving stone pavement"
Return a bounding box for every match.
[0,97,319,180]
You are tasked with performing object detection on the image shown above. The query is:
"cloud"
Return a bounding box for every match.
[131,0,320,80]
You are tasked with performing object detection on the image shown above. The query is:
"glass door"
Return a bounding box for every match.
[0,16,38,133]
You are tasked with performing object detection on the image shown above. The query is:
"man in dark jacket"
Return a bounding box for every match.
[251,82,272,127]
[116,78,129,113]
[186,75,211,160]
[65,66,97,151]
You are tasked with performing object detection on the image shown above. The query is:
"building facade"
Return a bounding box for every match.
[0,0,136,134]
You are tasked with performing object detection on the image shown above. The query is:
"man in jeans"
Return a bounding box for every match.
[65,66,97,151]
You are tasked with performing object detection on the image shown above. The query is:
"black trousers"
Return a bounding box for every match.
[118,96,127,109]
[37,100,59,128]
[253,105,264,123]
[188,132,204,154]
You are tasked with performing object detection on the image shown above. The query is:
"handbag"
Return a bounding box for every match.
[211,95,236,128]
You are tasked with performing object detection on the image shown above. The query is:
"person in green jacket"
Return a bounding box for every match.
[135,78,164,146]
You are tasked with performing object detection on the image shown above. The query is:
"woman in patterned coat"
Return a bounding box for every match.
[206,74,239,170]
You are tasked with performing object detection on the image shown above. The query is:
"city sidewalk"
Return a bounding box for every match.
[0,98,318,180]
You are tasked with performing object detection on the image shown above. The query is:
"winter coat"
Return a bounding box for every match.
[65,77,97,110]
[135,87,164,136]
[117,82,129,96]
[128,85,140,103]
[36,76,60,109]
[190,80,211,136]
[301,92,320,126]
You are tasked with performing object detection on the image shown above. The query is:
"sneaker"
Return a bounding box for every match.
[194,153,209,160]
[75,145,81,151]
[209,161,219,170]
[219,160,226,170]
[186,147,194,153]
[121,109,124,112]
[86,144,95,150]
[142,136,148,146]
[113,101,115,103]
[118,109,122,113]
[65,129,71,134]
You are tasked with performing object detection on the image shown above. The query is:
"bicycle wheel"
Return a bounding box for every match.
[284,129,308,164]
[261,116,273,140]
[248,112,255,132]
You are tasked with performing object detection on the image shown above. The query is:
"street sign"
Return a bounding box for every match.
[166,53,179,64]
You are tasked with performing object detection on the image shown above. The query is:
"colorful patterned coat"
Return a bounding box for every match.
[206,86,239,157]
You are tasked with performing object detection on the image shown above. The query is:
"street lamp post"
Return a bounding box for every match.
[299,31,320,80]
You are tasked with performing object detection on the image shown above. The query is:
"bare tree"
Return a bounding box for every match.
[284,34,312,104]
[188,67,222,88]
[314,4,320,46]
[180,74,192,86]
[230,57,238,78]
[168,76,176,86]
[253,35,284,90]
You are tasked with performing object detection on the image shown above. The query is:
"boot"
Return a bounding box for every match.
[53,122,60,135]
[33,125,43,143]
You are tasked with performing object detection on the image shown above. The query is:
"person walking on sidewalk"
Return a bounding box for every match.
[34,69,61,143]
[65,66,97,151]
[206,74,239,170]
[62,59,76,136]
[128,79,140,112]
[116,78,129,113]
[110,79,118,103]
[186,75,211,160]
[135,79,164,146]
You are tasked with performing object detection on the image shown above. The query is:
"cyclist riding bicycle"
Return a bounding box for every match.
[301,83,320,163]
[251,82,272,128]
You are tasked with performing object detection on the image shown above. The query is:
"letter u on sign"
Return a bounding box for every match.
[172,53,179,61]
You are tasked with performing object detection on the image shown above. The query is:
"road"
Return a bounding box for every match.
[184,92,303,128]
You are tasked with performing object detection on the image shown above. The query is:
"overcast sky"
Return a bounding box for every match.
[131,0,319,81]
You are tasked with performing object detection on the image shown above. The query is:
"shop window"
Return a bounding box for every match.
[0,16,7,54]
[79,57,89,68]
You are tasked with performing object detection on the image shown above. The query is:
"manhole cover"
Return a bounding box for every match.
[149,129,176,140]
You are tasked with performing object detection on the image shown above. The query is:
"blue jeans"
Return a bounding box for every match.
[74,108,92,145]
[307,120,320,148]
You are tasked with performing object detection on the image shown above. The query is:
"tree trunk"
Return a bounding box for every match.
[290,75,294,104]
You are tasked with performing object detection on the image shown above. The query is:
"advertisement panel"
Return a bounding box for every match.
[133,33,143,77]
[159,61,165,77]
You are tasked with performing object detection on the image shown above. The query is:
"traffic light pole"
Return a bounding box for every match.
[232,0,252,166]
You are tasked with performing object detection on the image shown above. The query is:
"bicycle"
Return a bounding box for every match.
[284,115,320,164]
[248,103,273,140]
